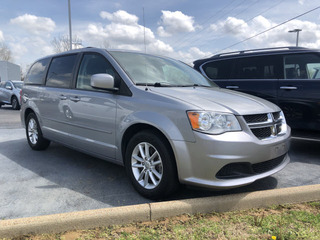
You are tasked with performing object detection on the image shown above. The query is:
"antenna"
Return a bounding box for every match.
[143,7,146,53]
[68,0,72,50]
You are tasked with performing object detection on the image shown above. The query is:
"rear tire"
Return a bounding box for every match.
[125,130,179,199]
[26,113,50,150]
[11,96,20,110]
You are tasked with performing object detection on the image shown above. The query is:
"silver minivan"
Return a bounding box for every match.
[21,48,291,199]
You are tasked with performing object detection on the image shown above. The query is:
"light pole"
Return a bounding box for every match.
[68,0,72,50]
[288,29,302,47]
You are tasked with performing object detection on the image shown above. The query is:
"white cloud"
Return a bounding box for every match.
[7,35,54,71]
[148,40,174,55]
[157,26,171,38]
[9,43,28,61]
[175,47,212,65]
[10,14,56,35]
[81,10,212,63]
[210,15,320,49]
[211,17,249,35]
[81,10,173,55]
[157,10,196,37]
[100,10,139,25]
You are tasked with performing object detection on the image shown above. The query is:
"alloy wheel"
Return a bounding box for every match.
[131,142,163,190]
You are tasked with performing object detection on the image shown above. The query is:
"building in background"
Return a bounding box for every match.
[0,61,21,82]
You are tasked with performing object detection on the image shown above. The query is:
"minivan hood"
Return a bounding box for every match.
[149,87,279,115]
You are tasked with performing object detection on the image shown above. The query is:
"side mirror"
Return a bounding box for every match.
[90,74,118,91]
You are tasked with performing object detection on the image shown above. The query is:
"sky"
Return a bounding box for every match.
[0,0,320,73]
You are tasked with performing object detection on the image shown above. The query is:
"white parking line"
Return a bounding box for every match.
[292,136,320,142]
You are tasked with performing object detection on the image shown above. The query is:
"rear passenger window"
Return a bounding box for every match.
[76,53,119,91]
[25,58,50,85]
[233,56,279,79]
[202,59,234,79]
[46,54,77,88]
[284,54,320,79]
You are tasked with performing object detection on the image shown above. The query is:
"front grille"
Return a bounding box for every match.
[243,112,284,140]
[243,114,268,123]
[251,127,271,140]
[216,154,286,179]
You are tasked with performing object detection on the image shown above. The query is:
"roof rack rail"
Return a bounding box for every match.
[213,46,307,58]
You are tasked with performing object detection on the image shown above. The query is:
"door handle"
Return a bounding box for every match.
[70,96,80,102]
[226,85,239,89]
[59,95,67,100]
[280,86,298,90]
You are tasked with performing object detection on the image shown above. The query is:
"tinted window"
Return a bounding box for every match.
[233,56,279,79]
[284,54,320,79]
[76,53,119,90]
[25,58,50,85]
[202,59,234,79]
[46,54,77,88]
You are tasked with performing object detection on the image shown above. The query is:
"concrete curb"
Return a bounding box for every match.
[1,184,320,238]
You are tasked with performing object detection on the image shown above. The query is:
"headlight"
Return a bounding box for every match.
[187,111,241,134]
[278,111,287,135]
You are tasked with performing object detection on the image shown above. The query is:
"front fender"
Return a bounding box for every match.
[116,110,196,162]
[119,110,196,142]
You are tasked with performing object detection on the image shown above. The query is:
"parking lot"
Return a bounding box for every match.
[1,106,320,220]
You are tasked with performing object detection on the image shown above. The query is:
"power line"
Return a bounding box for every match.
[176,0,261,51]
[171,0,246,49]
[170,0,238,48]
[208,5,320,57]
[195,0,284,49]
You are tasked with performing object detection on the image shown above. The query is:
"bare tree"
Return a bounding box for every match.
[51,35,83,53]
[0,42,13,62]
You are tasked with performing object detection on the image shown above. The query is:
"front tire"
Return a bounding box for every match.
[26,113,50,150]
[125,130,179,199]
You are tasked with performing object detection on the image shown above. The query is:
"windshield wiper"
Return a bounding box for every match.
[136,82,174,87]
[179,84,211,87]
[136,83,211,87]
[154,82,175,87]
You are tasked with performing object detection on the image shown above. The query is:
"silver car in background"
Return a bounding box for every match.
[0,80,23,110]
[20,48,291,199]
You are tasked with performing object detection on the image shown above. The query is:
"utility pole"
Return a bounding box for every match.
[143,7,146,53]
[68,0,72,50]
[288,29,302,47]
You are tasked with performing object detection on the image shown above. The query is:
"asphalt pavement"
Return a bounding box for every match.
[1,106,320,220]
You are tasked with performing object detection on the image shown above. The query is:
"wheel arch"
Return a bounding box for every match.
[24,108,36,126]
[11,94,18,101]
[121,123,176,167]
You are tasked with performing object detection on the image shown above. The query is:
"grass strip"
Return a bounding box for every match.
[3,202,320,240]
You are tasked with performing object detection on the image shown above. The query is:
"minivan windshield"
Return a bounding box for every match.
[109,51,216,87]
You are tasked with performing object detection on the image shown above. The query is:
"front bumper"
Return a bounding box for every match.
[172,127,291,189]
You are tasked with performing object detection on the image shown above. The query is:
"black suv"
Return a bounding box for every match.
[194,47,320,136]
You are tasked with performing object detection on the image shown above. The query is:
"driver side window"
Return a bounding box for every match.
[76,53,118,90]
